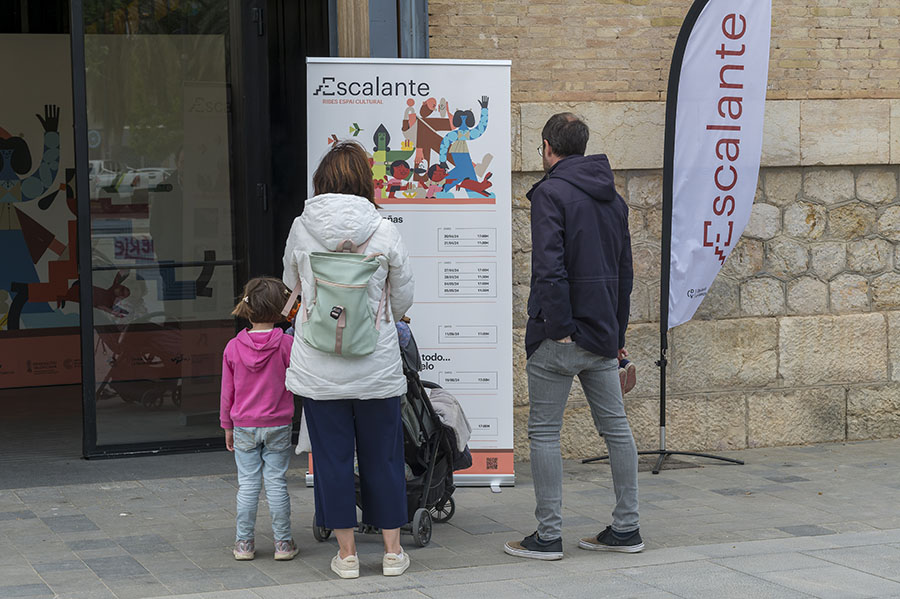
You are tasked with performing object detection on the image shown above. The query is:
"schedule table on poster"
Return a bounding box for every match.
[438,227,497,252]
[438,262,496,298]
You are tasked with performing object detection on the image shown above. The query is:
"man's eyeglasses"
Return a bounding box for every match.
[537,143,544,157]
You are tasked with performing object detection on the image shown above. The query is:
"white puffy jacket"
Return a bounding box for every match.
[282,193,414,400]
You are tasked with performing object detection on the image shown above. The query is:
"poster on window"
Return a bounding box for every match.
[0,34,80,389]
[306,58,514,487]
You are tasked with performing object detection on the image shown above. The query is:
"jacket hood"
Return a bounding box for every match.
[528,154,617,202]
[234,328,285,371]
[300,193,383,250]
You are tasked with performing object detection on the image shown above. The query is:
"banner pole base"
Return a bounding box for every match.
[582,450,744,475]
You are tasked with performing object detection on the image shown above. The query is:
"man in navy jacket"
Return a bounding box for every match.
[505,113,642,560]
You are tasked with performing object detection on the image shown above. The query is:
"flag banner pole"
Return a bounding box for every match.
[585,0,771,472]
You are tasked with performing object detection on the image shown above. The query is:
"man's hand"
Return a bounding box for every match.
[36,104,60,133]
[556,336,572,343]
[618,348,628,361]
[224,429,234,452]
[478,96,489,109]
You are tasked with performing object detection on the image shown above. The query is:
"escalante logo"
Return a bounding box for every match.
[313,76,431,98]
[687,287,707,299]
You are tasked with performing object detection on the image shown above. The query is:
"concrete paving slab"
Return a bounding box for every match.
[250,581,346,599]
[804,543,900,582]
[619,561,814,599]
[83,555,152,580]
[521,571,670,598]
[777,524,837,537]
[0,583,55,598]
[759,564,900,599]
[31,559,90,574]
[710,551,830,574]
[53,590,117,599]
[420,579,554,599]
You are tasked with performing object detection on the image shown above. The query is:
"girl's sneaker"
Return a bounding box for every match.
[233,539,255,560]
[331,552,360,579]
[274,539,299,560]
[382,550,410,576]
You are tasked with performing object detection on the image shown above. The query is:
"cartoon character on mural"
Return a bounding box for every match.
[337,96,495,201]
[437,96,493,196]
[422,163,449,199]
[0,105,64,329]
[370,124,415,182]
[401,97,454,178]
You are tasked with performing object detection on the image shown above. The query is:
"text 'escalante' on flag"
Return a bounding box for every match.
[666,0,772,329]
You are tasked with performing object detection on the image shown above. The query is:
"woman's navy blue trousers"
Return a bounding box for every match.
[302,396,407,530]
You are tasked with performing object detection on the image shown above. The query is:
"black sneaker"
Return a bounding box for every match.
[504,531,563,560]
[579,526,644,553]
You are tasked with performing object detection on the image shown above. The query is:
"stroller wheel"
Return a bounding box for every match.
[411,508,432,547]
[171,386,183,408]
[430,496,455,523]
[312,514,331,542]
[141,390,163,409]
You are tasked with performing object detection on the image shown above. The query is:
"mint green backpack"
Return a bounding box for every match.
[282,234,390,357]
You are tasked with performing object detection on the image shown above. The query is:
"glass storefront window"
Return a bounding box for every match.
[83,1,237,446]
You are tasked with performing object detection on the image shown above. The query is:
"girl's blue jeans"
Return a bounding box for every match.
[233,425,293,542]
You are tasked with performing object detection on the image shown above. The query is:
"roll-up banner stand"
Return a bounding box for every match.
[305,58,514,488]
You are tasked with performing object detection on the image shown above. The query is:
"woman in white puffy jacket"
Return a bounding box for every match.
[282,141,414,579]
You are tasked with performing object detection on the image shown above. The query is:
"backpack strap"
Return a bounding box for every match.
[334,307,347,354]
[374,279,391,330]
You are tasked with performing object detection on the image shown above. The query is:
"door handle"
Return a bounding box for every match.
[257,182,268,212]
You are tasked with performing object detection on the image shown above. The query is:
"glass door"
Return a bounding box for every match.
[80,1,240,452]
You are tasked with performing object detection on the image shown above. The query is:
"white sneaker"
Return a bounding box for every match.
[382,550,410,576]
[331,552,359,579]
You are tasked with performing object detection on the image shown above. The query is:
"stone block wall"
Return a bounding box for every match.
[512,166,900,458]
[429,0,900,103]
[429,0,900,459]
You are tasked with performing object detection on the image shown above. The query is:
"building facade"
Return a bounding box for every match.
[0,0,424,458]
[2,0,898,461]
[430,0,900,457]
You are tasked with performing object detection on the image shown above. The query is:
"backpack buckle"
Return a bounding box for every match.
[330,306,344,320]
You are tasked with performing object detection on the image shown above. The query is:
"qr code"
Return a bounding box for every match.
[486,457,499,470]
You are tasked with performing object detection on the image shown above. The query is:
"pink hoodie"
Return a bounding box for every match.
[220,328,294,429]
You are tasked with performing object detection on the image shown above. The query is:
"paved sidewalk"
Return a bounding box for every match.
[2,439,900,598]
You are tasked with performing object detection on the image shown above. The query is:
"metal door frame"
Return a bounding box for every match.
[70,0,273,458]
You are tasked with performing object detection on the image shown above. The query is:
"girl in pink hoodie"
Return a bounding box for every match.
[221,277,297,561]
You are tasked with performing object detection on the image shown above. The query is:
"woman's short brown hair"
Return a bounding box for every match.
[231,277,291,324]
[312,140,376,205]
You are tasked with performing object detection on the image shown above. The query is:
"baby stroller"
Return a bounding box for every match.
[312,323,469,547]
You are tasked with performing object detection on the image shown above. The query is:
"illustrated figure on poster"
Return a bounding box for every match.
[0,105,63,328]
[21,168,78,314]
[421,163,448,199]
[0,290,9,330]
[437,96,493,196]
[401,97,454,174]
[371,124,414,183]
[384,160,425,199]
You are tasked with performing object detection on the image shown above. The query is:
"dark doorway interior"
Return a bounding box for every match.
[0,385,82,464]
[266,0,330,274]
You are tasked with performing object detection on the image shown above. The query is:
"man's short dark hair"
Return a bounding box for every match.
[541,113,589,157]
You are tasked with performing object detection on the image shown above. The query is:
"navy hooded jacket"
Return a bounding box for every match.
[525,154,633,359]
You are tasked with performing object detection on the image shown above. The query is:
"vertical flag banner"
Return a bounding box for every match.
[306,58,514,487]
[665,0,772,329]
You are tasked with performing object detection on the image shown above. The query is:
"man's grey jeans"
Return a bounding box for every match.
[527,338,639,540]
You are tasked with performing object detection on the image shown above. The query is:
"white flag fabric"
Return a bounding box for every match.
[667,0,772,329]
